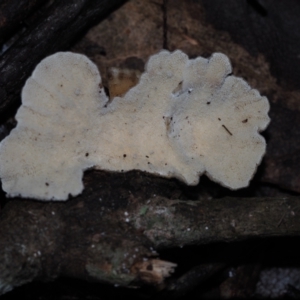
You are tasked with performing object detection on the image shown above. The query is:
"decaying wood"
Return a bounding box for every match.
[219,263,262,298]
[0,0,126,114]
[1,0,300,298]
[0,171,299,295]
[0,0,44,45]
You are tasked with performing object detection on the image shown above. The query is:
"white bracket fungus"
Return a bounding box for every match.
[0,50,270,200]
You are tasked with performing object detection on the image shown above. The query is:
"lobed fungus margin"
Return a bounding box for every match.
[0,50,270,200]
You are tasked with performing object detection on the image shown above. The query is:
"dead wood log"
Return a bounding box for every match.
[0,170,299,295]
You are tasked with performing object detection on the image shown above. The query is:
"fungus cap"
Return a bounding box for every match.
[0,50,270,200]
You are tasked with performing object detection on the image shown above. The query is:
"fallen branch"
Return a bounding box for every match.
[0,170,299,295]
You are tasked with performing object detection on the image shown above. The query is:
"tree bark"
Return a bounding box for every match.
[0,0,45,45]
[0,171,299,295]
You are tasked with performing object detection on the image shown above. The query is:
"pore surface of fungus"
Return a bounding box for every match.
[0,50,270,200]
